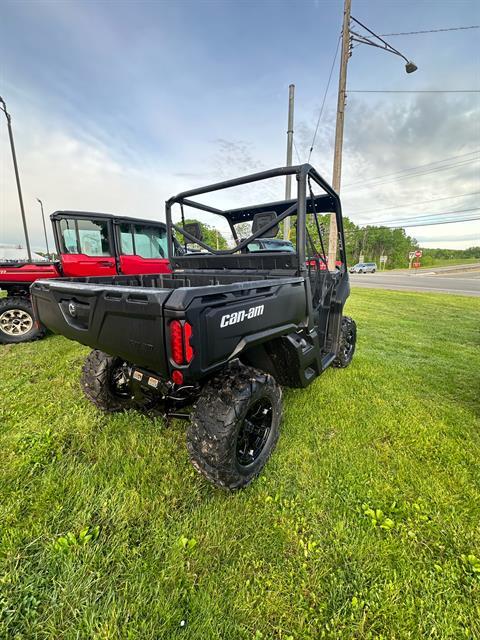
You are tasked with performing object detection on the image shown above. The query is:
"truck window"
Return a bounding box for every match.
[119,224,135,255]
[59,218,112,256]
[59,219,78,254]
[119,223,167,258]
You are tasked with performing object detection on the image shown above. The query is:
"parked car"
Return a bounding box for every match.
[247,238,295,253]
[0,211,177,344]
[350,262,377,273]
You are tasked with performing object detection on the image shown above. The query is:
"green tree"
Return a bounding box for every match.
[177,219,228,250]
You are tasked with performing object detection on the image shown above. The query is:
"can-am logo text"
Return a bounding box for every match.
[220,305,264,328]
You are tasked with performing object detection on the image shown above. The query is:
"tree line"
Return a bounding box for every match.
[177,217,478,270]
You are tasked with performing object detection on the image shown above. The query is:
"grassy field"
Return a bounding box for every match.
[419,257,479,268]
[1,289,479,639]
[388,258,479,271]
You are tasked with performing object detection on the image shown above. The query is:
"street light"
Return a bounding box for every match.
[327,1,418,269]
[36,198,51,258]
[349,16,418,75]
[405,61,418,74]
[0,96,32,262]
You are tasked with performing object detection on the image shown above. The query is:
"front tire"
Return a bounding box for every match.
[81,349,136,412]
[333,316,357,368]
[0,297,46,344]
[187,361,282,490]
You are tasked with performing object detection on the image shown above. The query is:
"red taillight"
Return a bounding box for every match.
[184,322,193,363]
[172,370,184,385]
[170,320,184,364]
[169,320,194,365]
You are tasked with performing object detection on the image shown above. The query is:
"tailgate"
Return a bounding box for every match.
[31,280,173,374]
[0,262,60,284]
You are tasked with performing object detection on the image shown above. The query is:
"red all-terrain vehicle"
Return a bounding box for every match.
[0,211,174,343]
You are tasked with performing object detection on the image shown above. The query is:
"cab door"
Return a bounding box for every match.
[57,217,117,277]
[117,222,171,274]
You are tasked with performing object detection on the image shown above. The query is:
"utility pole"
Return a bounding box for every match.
[0,96,32,262]
[328,0,351,269]
[327,2,417,269]
[284,83,295,241]
[37,198,50,258]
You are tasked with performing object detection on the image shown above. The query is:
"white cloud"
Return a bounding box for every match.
[1,92,479,252]
[0,117,190,251]
[297,93,480,248]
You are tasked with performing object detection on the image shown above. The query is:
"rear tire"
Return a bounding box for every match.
[187,361,282,490]
[333,316,357,368]
[0,297,46,344]
[81,349,136,412]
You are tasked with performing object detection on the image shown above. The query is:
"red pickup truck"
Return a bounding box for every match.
[0,210,173,344]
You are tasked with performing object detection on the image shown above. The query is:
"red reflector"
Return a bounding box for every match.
[170,320,184,364]
[172,370,183,385]
[184,322,194,362]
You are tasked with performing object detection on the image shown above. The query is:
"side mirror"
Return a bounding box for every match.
[183,222,203,243]
[252,212,278,238]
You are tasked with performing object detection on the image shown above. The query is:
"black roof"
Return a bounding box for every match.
[50,210,166,228]
[223,194,336,224]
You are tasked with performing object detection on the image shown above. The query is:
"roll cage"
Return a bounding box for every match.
[165,164,347,275]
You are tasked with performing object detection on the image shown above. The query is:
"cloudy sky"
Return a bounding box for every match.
[1,0,479,252]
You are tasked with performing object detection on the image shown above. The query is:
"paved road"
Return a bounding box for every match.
[350,269,480,297]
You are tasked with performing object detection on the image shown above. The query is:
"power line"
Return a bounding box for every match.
[363,215,480,228]
[307,35,341,163]
[365,207,480,224]
[379,25,480,36]
[343,157,480,191]
[293,138,302,164]
[352,191,480,216]
[358,207,480,227]
[348,89,480,93]
[347,159,479,190]
[345,158,479,188]
[343,150,479,187]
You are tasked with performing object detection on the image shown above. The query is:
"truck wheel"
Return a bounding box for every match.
[187,361,282,490]
[0,297,46,344]
[333,316,357,368]
[81,349,136,412]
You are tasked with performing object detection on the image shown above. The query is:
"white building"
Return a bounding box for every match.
[0,244,48,262]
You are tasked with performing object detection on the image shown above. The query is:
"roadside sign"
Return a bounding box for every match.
[409,251,416,260]
[380,255,387,263]
[413,261,421,269]
[415,250,422,258]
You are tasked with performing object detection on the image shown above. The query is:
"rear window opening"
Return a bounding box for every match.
[166,166,345,273]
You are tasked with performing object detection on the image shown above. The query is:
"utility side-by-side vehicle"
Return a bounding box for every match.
[0,211,174,343]
[32,165,357,489]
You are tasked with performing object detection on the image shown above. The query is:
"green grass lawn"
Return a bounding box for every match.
[1,289,479,639]
[387,257,480,271]
[419,257,479,268]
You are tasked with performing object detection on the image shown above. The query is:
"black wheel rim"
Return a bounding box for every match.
[109,361,132,399]
[236,399,273,467]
